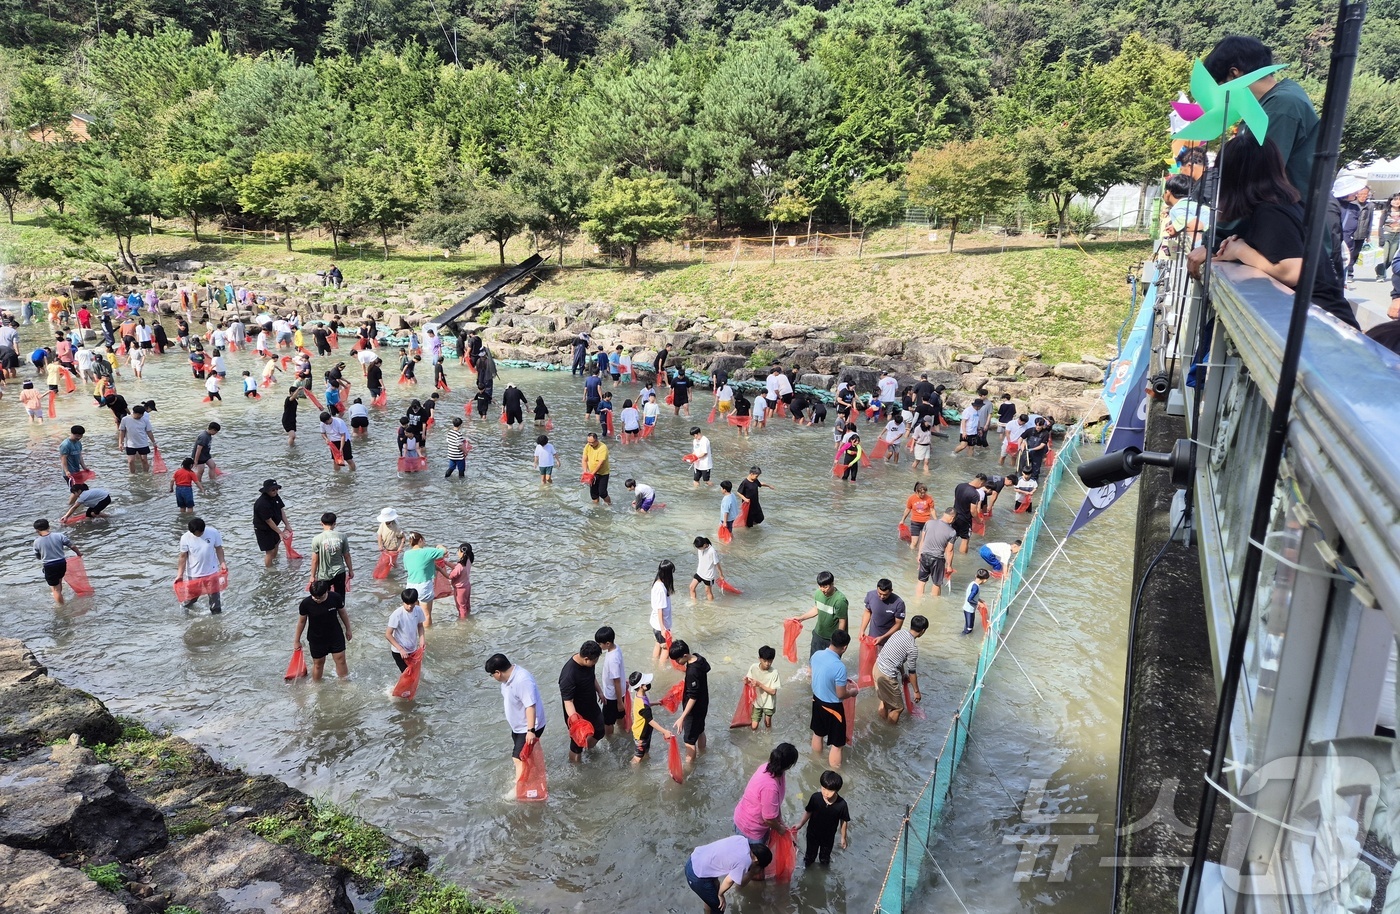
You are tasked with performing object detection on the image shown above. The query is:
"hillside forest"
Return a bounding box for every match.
[2,0,1399,274]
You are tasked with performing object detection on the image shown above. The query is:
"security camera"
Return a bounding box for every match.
[1078,439,1194,489]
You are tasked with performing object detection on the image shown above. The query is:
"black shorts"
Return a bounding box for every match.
[810,698,848,747]
[565,705,605,754]
[917,553,947,583]
[195,454,211,465]
[589,473,610,501]
[585,398,599,415]
[683,709,707,747]
[125,446,151,456]
[349,416,368,429]
[610,373,620,381]
[909,520,927,540]
[255,527,281,552]
[43,559,67,586]
[781,392,794,404]
[307,629,346,659]
[282,417,296,432]
[692,468,711,482]
[511,727,546,759]
[693,573,714,586]
[602,697,624,726]
[84,495,112,517]
[653,629,667,644]
[952,514,972,539]
[337,440,354,461]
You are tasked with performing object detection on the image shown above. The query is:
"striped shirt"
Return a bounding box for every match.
[876,630,919,678]
[445,429,466,460]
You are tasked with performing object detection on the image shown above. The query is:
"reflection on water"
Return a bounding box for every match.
[0,321,1132,912]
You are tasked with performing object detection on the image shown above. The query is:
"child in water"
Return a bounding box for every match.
[242,370,258,398]
[533,396,550,426]
[534,435,556,485]
[746,645,781,730]
[628,672,669,764]
[795,770,851,867]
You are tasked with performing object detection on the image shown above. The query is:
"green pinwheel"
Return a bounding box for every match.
[1173,59,1288,144]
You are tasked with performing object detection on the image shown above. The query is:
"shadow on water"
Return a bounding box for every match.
[0,318,1133,913]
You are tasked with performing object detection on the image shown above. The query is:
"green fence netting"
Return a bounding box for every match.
[873,423,1083,913]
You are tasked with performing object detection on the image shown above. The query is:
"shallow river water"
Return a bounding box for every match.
[0,319,1132,913]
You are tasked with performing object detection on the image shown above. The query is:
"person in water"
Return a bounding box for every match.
[485,652,547,783]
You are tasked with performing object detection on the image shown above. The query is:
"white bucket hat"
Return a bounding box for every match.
[376,508,398,523]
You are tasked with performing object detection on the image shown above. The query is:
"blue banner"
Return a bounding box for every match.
[1066,276,1156,537]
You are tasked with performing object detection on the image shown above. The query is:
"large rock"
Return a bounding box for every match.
[904,341,954,369]
[799,373,835,391]
[1022,361,1051,379]
[144,826,350,914]
[871,337,905,357]
[837,367,880,394]
[767,323,809,341]
[706,355,748,378]
[511,313,558,333]
[979,357,1016,377]
[0,844,129,914]
[1052,362,1105,382]
[984,345,1019,360]
[0,639,120,750]
[1030,396,1110,424]
[0,743,166,860]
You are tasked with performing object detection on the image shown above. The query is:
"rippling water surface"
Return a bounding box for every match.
[0,319,1132,913]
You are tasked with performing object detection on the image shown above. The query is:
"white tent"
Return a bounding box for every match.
[1361,157,1400,197]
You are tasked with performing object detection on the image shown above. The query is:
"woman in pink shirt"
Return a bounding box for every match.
[733,742,799,843]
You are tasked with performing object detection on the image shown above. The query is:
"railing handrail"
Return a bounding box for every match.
[1206,263,1400,620]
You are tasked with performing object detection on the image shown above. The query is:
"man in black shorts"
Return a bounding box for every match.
[559,641,605,763]
[485,653,547,783]
[810,630,859,768]
[916,507,958,598]
[295,580,351,680]
[669,639,711,768]
[952,474,985,555]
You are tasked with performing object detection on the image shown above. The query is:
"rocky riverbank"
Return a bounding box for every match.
[0,637,509,914]
[7,260,1113,423]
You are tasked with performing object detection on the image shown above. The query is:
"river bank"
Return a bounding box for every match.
[0,637,508,914]
[3,258,1129,424]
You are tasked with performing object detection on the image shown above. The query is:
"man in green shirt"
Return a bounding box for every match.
[1204,36,1318,199]
[309,511,353,595]
[794,571,849,658]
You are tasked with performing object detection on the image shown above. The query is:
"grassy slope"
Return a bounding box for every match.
[1,211,1148,363]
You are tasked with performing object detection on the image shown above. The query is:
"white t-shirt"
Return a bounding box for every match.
[1004,418,1027,442]
[765,375,781,400]
[691,435,712,470]
[620,407,640,430]
[883,420,905,443]
[387,604,426,655]
[600,645,626,701]
[961,406,981,434]
[696,545,720,581]
[357,349,377,368]
[985,542,1013,568]
[75,349,94,371]
[633,482,656,503]
[257,331,270,349]
[776,373,794,397]
[879,376,898,402]
[501,666,546,733]
[535,443,556,467]
[136,325,152,342]
[1015,477,1039,496]
[643,401,659,420]
[273,319,292,336]
[321,417,350,441]
[212,355,226,373]
[347,402,369,420]
[650,580,672,632]
[180,526,223,578]
[205,376,221,393]
[717,384,734,403]
[753,398,767,421]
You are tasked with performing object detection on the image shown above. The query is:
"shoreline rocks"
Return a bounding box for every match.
[0,637,490,914]
[6,263,1112,423]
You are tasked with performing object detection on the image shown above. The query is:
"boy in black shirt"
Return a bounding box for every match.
[668,639,710,767]
[797,770,851,867]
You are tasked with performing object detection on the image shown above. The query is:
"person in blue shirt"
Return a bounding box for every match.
[719,480,741,535]
[583,370,602,415]
[594,346,610,376]
[964,569,991,635]
[608,345,623,384]
[809,630,859,768]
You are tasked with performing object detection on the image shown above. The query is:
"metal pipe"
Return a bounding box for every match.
[1179,4,1368,912]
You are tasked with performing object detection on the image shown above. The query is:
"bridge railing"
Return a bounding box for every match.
[1177,260,1400,902]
